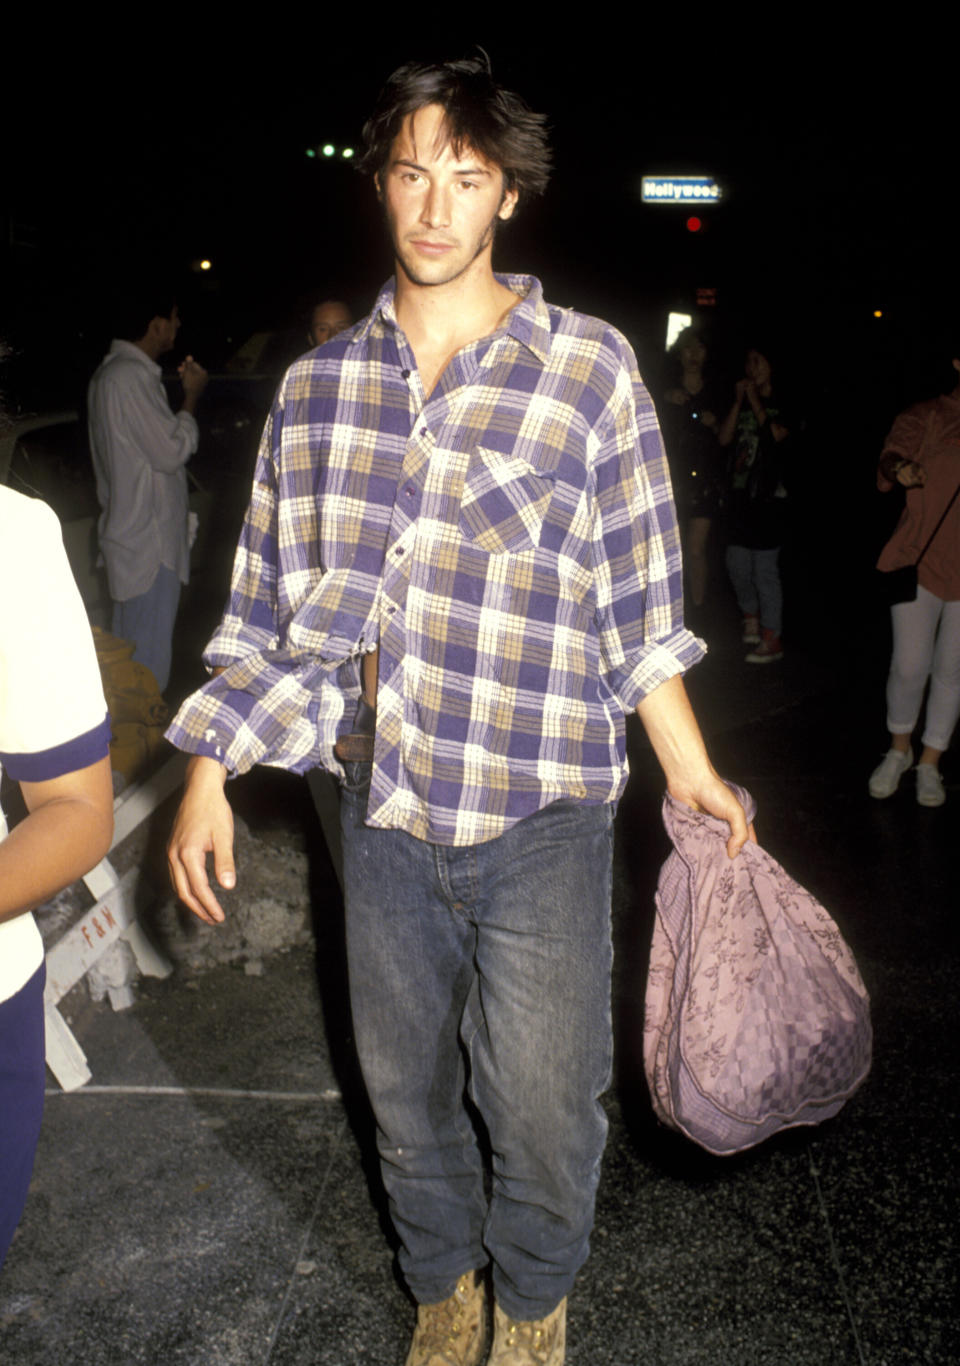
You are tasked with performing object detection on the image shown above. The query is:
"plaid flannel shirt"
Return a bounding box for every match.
[166,276,704,845]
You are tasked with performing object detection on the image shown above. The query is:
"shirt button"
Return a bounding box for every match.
[419,427,427,436]
[401,369,410,379]
[405,486,415,498]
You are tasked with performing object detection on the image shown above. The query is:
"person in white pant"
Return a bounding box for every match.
[870,358,960,807]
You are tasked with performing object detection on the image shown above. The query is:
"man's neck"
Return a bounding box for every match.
[394,257,518,356]
[132,336,162,363]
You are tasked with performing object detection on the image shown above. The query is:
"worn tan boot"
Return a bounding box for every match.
[488,1298,566,1365]
[405,1270,488,1366]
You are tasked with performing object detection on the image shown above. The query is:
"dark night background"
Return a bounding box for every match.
[2,23,956,580]
[4,27,956,383]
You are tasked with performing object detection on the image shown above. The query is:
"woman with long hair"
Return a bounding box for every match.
[718,347,790,663]
[660,327,724,620]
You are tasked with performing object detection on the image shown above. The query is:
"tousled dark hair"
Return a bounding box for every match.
[358,53,551,210]
[115,287,178,343]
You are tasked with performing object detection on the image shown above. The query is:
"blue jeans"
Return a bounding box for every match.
[112,563,181,694]
[725,543,782,635]
[340,769,614,1320]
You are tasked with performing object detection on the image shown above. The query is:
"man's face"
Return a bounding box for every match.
[309,301,352,347]
[377,104,517,289]
[153,306,181,354]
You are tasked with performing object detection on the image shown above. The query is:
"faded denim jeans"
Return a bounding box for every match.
[725,543,782,635]
[340,767,614,1320]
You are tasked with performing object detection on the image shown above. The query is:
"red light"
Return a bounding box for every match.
[686,216,702,233]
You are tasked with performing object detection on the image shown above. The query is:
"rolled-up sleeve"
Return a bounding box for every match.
[165,392,348,777]
[590,351,705,710]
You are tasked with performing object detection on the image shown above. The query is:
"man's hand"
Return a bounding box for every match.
[879,452,926,489]
[167,756,235,925]
[635,675,755,858]
[178,356,209,410]
[895,459,926,488]
[667,768,755,858]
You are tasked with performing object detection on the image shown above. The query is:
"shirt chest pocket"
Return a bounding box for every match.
[458,446,557,555]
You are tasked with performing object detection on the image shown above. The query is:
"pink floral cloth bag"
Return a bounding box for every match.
[644,786,872,1155]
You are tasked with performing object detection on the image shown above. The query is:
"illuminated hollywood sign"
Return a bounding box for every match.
[641,176,721,204]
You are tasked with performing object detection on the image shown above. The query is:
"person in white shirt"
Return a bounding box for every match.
[0,485,114,1267]
[88,293,208,692]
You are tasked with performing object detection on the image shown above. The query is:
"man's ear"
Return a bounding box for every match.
[374,172,383,203]
[498,184,519,222]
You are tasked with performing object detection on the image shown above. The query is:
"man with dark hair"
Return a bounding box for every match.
[356,54,552,205]
[306,298,353,349]
[167,55,749,1366]
[88,298,207,693]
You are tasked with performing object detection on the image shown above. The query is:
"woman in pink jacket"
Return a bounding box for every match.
[870,358,960,807]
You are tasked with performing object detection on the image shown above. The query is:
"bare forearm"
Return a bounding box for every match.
[167,755,235,925]
[635,674,715,799]
[0,769,113,923]
[635,675,753,856]
[717,399,741,447]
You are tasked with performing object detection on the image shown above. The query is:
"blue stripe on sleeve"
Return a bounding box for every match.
[0,715,112,782]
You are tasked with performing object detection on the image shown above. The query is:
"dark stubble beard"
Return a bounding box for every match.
[392,205,503,289]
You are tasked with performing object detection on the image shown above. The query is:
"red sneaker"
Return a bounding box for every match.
[745,630,783,664]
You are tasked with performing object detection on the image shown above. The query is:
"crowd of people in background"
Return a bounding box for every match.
[655,329,960,807]
[655,328,791,663]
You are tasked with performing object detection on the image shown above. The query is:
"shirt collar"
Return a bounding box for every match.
[107,338,161,374]
[355,273,552,365]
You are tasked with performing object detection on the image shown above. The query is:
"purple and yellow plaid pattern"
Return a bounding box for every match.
[166,276,704,846]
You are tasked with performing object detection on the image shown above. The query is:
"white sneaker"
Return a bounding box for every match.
[868,746,913,799]
[916,763,946,808]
